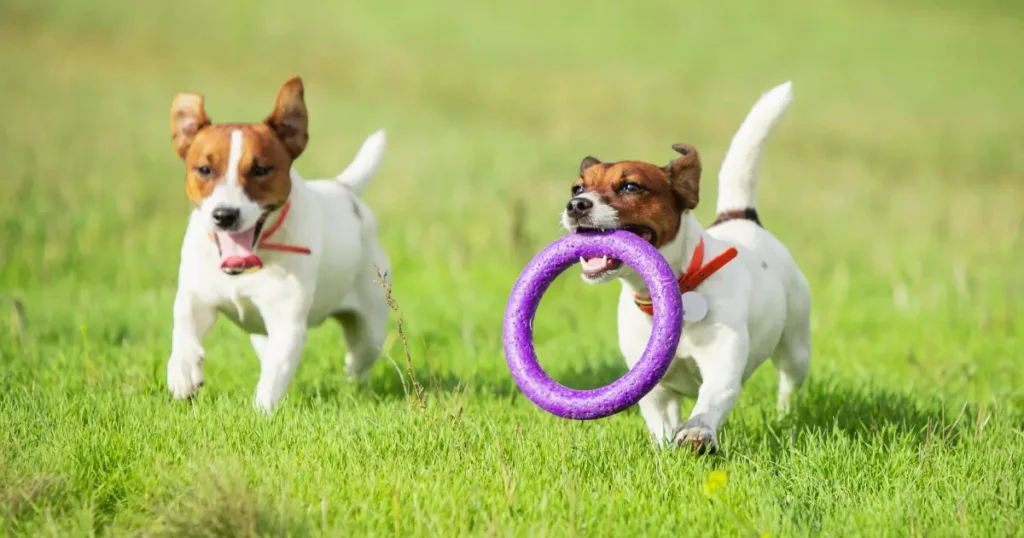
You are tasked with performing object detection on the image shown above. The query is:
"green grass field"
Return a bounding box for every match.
[2,0,1024,535]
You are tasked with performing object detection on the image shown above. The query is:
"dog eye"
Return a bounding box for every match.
[195,165,213,178]
[571,184,584,196]
[618,182,644,194]
[251,165,273,178]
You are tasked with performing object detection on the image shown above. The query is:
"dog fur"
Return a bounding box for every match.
[166,77,391,412]
[561,82,811,453]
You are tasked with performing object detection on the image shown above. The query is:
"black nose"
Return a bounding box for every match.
[211,207,240,229]
[566,197,594,216]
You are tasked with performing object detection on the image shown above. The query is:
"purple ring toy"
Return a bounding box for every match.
[502,230,683,420]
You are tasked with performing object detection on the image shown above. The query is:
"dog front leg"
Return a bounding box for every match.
[676,326,750,454]
[637,383,683,446]
[167,290,216,399]
[253,313,307,413]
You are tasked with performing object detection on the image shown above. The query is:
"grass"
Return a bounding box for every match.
[2,0,1023,535]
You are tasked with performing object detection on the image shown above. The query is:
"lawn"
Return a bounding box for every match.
[2,0,1023,535]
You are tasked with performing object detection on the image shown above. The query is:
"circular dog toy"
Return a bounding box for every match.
[502,230,683,420]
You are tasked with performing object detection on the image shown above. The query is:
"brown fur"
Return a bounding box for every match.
[169,77,309,209]
[710,207,763,228]
[572,145,702,248]
[264,77,309,159]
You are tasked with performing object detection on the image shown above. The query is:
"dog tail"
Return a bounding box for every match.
[714,81,792,225]
[335,129,387,193]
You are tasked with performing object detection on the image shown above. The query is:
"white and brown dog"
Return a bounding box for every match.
[561,82,810,453]
[166,76,391,412]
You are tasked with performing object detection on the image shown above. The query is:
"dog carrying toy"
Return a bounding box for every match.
[502,230,683,420]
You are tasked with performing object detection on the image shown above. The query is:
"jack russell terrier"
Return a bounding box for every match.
[165,76,391,412]
[561,82,810,453]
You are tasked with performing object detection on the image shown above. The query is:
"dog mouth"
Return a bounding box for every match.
[574,224,656,280]
[212,213,269,275]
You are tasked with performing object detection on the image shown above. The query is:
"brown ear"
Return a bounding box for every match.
[265,76,309,159]
[661,143,701,210]
[580,156,601,175]
[170,93,211,160]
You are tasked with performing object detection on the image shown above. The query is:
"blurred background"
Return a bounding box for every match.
[2,0,1023,534]
[3,0,1022,396]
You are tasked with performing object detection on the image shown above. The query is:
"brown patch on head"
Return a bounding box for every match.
[170,94,211,159]
[264,76,308,159]
[180,124,294,208]
[661,143,701,211]
[570,145,702,247]
[580,156,602,175]
[170,77,310,209]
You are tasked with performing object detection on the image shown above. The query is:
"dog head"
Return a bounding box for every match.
[170,76,308,274]
[560,144,701,284]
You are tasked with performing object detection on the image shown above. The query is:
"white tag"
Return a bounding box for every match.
[681,291,708,323]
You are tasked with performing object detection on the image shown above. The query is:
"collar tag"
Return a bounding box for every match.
[681,291,708,323]
[632,236,737,318]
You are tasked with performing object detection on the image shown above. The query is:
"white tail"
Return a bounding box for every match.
[336,129,387,193]
[716,82,793,213]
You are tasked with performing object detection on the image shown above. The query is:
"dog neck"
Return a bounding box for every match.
[618,211,705,296]
[262,169,307,246]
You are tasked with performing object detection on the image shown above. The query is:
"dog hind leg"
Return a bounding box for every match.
[333,291,388,381]
[771,318,811,416]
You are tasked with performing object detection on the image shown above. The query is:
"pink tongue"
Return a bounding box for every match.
[582,256,622,275]
[215,229,259,268]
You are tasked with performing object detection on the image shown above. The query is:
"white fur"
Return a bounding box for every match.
[226,130,244,187]
[199,129,263,232]
[562,82,811,451]
[336,130,387,193]
[167,130,392,413]
[716,81,793,213]
[565,192,619,230]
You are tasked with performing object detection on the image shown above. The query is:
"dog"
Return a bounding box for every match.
[165,76,391,412]
[561,82,810,453]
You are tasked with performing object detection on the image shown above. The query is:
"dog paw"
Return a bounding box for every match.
[674,420,719,455]
[167,357,204,400]
[252,383,282,415]
[776,399,793,419]
[252,395,276,415]
[343,352,373,381]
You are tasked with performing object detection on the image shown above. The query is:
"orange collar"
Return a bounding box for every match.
[207,200,312,256]
[633,237,737,316]
[255,201,311,255]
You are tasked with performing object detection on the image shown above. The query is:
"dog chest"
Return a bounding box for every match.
[216,295,268,335]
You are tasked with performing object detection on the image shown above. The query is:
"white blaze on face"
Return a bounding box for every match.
[559,191,625,284]
[559,192,619,232]
[201,129,262,232]
[226,129,244,186]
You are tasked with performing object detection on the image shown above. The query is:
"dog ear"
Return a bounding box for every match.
[265,76,309,159]
[661,143,701,211]
[580,156,602,175]
[170,93,211,160]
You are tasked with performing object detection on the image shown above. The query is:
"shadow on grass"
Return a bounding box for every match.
[359,352,628,402]
[746,379,1014,456]
[295,346,1015,457]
